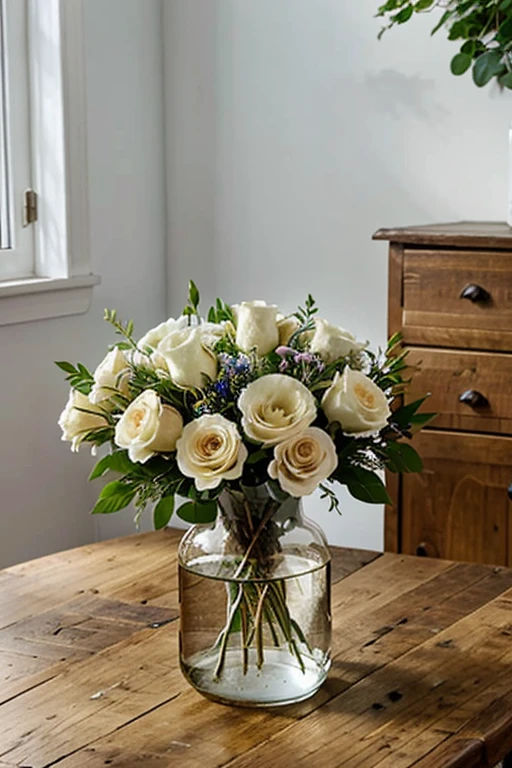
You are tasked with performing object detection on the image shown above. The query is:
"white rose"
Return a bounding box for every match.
[114,390,183,463]
[238,373,317,447]
[138,316,189,351]
[158,327,218,390]
[58,390,107,452]
[322,367,391,436]
[89,348,131,406]
[176,414,248,491]
[198,321,230,349]
[233,300,279,356]
[310,318,365,363]
[276,314,300,346]
[268,427,338,497]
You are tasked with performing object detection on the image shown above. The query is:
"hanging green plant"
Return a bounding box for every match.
[376,1,512,89]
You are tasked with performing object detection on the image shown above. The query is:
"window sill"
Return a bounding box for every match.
[0,274,100,326]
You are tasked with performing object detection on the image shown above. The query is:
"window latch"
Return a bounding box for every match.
[23,189,38,226]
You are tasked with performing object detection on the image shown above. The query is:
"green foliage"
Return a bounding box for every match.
[153,495,175,529]
[334,465,392,505]
[89,451,134,480]
[376,0,512,89]
[55,361,94,395]
[91,481,136,514]
[104,309,137,349]
[177,500,218,524]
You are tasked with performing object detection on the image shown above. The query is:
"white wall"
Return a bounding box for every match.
[0,0,166,567]
[163,0,512,551]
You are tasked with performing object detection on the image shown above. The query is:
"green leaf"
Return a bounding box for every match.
[385,442,423,473]
[55,361,77,374]
[89,451,134,481]
[498,14,512,40]
[189,280,200,310]
[472,50,506,87]
[392,5,413,23]
[499,71,512,88]
[409,411,437,428]
[431,9,455,35]
[414,0,433,8]
[177,500,217,524]
[392,395,431,429]
[451,52,472,75]
[153,496,175,529]
[246,450,268,465]
[336,466,392,505]
[91,481,136,514]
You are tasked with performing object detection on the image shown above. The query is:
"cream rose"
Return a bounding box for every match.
[276,314,300,346]
[322,367,391,436]
[233,300,279,356]
[268,427,338,496]
[158,327,218,390]
[114,390,183,463]
[176,414,248,491]
[238,373,317,446]
[310,318,365,363]
[58,390,107,452]
[138,316,189,351]
[89,348,131,406]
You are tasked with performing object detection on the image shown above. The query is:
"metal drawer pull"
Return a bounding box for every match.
[460,284,490,303]
[508,483,512,501]
[458,389,489,408]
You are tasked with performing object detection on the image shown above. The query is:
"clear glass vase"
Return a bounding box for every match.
[178,484,331,707]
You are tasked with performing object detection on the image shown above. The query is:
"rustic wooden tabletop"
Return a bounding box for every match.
[1,529,511,767]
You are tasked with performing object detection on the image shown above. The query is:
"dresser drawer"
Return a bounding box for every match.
[402,250,512,350]
[406,347,512,435]
[401,430,512,565]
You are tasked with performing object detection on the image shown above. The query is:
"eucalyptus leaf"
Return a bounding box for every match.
[451,52,472,75]
[472,50,506,87]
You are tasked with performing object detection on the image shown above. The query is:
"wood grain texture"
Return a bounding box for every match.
[373,221,512,249]
[401,430,512,565]
[1,533,512,767]
[405,347,512,435]
[402,249,512,350]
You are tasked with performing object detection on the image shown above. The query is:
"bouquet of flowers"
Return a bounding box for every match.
[57,282,430,526]
[57,283,431,704]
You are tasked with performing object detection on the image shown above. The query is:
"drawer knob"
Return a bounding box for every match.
[460,284,490,303]
[508,483,512,501]
[415,541,438,557]
[458,389,489,408]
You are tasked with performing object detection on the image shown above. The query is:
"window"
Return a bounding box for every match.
[0,0,99,326]
[0,0,34,279]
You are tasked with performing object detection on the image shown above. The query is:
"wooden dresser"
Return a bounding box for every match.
[373,222,512,566]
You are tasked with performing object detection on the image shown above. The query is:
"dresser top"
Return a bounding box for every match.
[373,221,512,249]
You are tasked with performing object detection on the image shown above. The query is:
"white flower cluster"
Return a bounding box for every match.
[58,299,391,498]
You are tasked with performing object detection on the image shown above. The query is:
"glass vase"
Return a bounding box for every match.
[178,484,331,707]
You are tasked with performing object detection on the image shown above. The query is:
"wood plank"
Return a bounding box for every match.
[0,528,182,628]
[223,593,512,768]
[409,739,483,768]
[373,221,512,250]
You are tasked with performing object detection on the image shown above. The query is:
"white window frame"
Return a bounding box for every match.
[0,0,34,277]
[0,0,99,327]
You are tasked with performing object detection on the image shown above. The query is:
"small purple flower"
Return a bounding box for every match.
[279,360,289,373]
[293,352,313,364]
[275,346,295,358]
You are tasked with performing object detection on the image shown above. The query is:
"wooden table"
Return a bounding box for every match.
[1,529,512,767]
